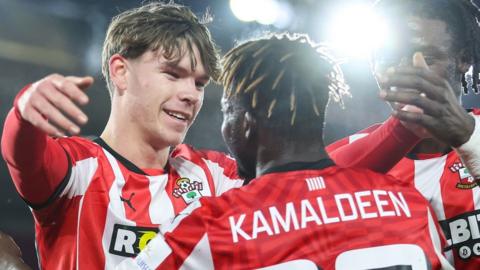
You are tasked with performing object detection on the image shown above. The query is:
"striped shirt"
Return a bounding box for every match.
[326,109,480,269]
[117,161,452,270]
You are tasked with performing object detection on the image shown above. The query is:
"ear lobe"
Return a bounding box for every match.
[109,54,128,94]
[457,50,473,74]
[243,111,256,140]
[458,62,472,74]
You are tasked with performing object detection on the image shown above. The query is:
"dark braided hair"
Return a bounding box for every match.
[219,34,349,140]
[374,0,480,94]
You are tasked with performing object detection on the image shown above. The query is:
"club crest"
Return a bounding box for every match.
[172,177,203,203]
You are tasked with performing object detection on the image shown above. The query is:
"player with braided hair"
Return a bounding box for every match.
[328,0,480,268]
[116,34,453,270]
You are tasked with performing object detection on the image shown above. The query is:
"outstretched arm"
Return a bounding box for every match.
[1,75,93,207]
[328,116,421,173]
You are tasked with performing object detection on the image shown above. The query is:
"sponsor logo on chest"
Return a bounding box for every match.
[109,224,158,257]
[440,209,480,260]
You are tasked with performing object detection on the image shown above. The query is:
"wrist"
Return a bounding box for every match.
[454,115,480,178]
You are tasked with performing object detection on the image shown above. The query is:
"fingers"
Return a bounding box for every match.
[381,74,446,102]
[392,109,438,129]
[379,89,441,117]
[50,75,92,105]
[64,76,94,90]
[17,74,94,137]
[32,96,83,135]
[24,107,66,137]
[413,52,429,69]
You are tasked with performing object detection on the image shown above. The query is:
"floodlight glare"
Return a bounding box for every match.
[326,4,389,58]
[230,0,292,28]
[230,0,257,22]
[256,0,281,25]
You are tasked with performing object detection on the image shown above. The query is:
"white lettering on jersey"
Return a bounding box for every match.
[229,190,411,243]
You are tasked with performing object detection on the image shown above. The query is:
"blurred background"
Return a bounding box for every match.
[0,0,479,268]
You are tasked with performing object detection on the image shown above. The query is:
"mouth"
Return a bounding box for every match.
[164,109,191,122]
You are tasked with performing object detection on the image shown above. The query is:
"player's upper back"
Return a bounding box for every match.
[195,159,451,269]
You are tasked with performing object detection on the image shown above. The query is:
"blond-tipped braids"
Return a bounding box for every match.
[220,34,350,127]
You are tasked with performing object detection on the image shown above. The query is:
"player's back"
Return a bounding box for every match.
[176,160,453,269]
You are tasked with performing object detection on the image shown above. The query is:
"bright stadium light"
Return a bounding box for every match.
[230,0,293,28]
[230,0,257,22]
[325,4,389,59]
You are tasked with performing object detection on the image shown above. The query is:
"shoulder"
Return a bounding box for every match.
[470,108,480,116]
[56,136,102,163]
[172,144,238,171]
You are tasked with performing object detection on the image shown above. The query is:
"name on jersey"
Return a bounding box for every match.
[440,209,480,260]
[229,190,411,243]
[109,224,158,257]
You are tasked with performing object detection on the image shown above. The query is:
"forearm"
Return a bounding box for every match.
[1,87,69,205]
[330,117,421,173]
[454,115,480,179]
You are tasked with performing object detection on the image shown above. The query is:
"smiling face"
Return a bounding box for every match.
[118,44,210,148]
[373,16,467,97]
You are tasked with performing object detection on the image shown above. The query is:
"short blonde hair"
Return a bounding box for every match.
[102,1,221,97]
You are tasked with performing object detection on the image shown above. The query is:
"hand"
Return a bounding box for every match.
[379,52,475,147]
[17,74,94,137]
[0,231,31,270]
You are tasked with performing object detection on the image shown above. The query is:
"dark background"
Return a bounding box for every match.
[0,0,478,268]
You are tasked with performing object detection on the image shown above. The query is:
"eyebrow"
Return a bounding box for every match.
[163,62,210,83]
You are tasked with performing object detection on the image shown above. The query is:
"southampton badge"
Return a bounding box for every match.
[450,162,477,189]
[172,177,203,203]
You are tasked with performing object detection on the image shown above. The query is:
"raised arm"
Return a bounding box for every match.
[1,74,93,207]
[328,116,421,173]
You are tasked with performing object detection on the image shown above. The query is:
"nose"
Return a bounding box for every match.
[179,80,202,105]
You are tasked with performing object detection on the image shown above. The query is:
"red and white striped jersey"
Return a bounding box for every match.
[31,136,243,270]
[327,110,480,269]
[118,160,453,270]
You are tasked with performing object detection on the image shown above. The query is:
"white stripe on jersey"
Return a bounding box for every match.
[60,157,98,198]
[473,185,480,210]
[169,157,213,197]
[413,157,448,220]
[427,207,455,270]
[203,159,243,196]
[76,192,86,270]
[102,149,135,269]
[179,233,214,270]
[348,133,368,143]
[147,175,175,225]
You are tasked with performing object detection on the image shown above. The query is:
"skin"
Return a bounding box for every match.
[17,44,210,170]
[220,95,329,179]
[102,45,209,168]
[375,16,475,151]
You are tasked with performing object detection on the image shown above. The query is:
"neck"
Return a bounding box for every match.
[256,140,329,177]
[101,112,170,170]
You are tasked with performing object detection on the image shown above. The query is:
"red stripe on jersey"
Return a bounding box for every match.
[154,166,449,270]
[77,153,116,269]
[119,164,153,226]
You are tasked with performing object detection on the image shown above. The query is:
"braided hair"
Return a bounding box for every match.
[219,34,349,139]
[374,0,480,94]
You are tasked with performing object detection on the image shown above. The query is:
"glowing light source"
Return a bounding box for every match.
[325,4,389,59]
[230,0,293,28]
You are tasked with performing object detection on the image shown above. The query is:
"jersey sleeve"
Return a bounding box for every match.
[199,149,244,195]
[115,199,213,270]
[328,117,421,173]
[453,111,480,179]
[1,85,70,209]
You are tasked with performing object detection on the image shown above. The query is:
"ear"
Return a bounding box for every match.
[243,111,257,140]
[109,54,128,94]
[457,50,473,74]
